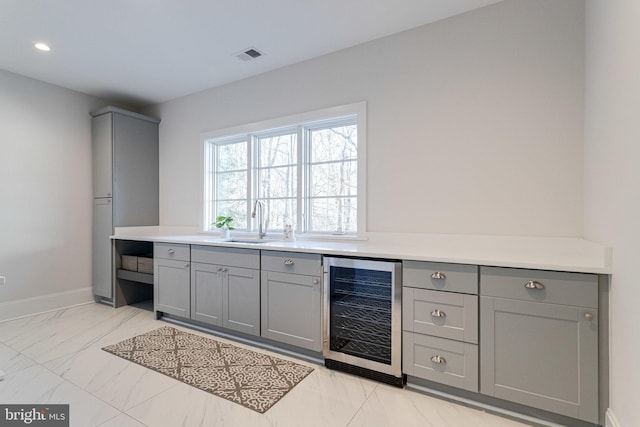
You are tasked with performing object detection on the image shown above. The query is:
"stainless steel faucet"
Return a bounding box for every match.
[252,199,267,239]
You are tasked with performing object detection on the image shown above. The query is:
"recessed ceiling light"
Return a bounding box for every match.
[34,42,51,52]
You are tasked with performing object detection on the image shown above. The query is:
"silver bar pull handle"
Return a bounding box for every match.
[431,272,446,280]
[168,249,175,254]
[524,280,545,290]
[431,355,446,364]
[431,309,446,318]
[284,259,294,265]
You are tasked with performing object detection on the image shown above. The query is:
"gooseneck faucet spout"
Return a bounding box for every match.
[252,199,267,239]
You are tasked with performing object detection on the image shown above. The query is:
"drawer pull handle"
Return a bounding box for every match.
[312,279,320,285]
[431,272,446,280]
[524,280,545,290]
[584,312,594,321]
[431,355,446,364]
[168,249,175,254]
[431,309,446,318]
[284,259,294,265]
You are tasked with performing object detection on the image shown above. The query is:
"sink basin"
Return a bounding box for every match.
[226,238,272,244]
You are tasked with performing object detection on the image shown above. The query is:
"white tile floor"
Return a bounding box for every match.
[0,303,532,427]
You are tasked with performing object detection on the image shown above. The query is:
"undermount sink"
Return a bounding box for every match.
[226,238,272,244]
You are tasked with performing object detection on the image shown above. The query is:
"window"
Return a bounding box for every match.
[203,102,366,237]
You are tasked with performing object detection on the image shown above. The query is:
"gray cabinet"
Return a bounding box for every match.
[154,243,190,318]
[480,267,599,423]
[92,108,159,225]
[190,263,224,326]
[191,246,260,336]
[91,107,159,302]
[92,112,113,199]
[261,251,322,351]
[403,261,479,392]
[404,287,478,343]
[92,198,113,299]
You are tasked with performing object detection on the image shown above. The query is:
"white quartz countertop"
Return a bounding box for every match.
[112,227,612,274]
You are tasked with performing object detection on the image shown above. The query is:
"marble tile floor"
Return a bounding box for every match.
[0,303,532,427]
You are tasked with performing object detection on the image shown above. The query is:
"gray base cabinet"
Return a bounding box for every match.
[190,246,260,336]
[155,259,190,317]
[225,267,260,335]
[154,243,190,317]
[480,267,599,424]
[402,261,479,392]
[191,263,224,326]
[261,252,322,352]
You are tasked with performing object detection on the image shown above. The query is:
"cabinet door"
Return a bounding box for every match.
[154,258,190,318]
[92,113,113,198]
[191,263,224,327]
[112,113,159,227]
[480,296,598,423]
[224,267,260,336]
[261,271,322,351]
[92,198,113,298]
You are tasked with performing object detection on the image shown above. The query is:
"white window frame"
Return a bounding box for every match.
[200,102,367,239]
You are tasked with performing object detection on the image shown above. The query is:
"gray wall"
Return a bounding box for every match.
[146,0,586,237]
[585,1,640,426]
[0,69,105,318]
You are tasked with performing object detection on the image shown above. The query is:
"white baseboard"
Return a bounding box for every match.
[0,287,94,322]
[606,408,620,427]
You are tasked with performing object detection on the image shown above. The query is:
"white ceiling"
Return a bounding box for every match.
[1,0,502,108]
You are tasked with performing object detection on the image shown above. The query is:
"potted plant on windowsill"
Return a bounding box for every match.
[214,216,235,239]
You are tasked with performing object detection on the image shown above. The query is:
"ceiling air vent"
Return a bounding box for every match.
[235,47,264,62]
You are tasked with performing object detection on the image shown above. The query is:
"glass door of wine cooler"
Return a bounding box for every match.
[323,257,402,380]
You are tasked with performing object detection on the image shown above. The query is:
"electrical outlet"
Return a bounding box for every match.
[0,276,6,286]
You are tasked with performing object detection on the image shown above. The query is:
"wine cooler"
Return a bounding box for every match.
[323,257,403,387]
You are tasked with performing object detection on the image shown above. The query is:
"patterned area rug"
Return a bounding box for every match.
[102,326,314,413]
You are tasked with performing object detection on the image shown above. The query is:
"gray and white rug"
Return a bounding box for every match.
[102,326,314,413]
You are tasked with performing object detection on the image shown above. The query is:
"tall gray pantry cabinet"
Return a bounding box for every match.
[91,107,159,303]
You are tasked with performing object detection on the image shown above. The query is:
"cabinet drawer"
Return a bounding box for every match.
[403,261,478,294]
[480,267,597,308]
[261,251,322,276]
[403,288,477,343]
[403,331,478,392]
[191,245,259,269]
[154,243,190,261]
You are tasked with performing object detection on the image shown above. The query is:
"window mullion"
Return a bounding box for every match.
[297,125,304,233]
[247,135,254,231]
